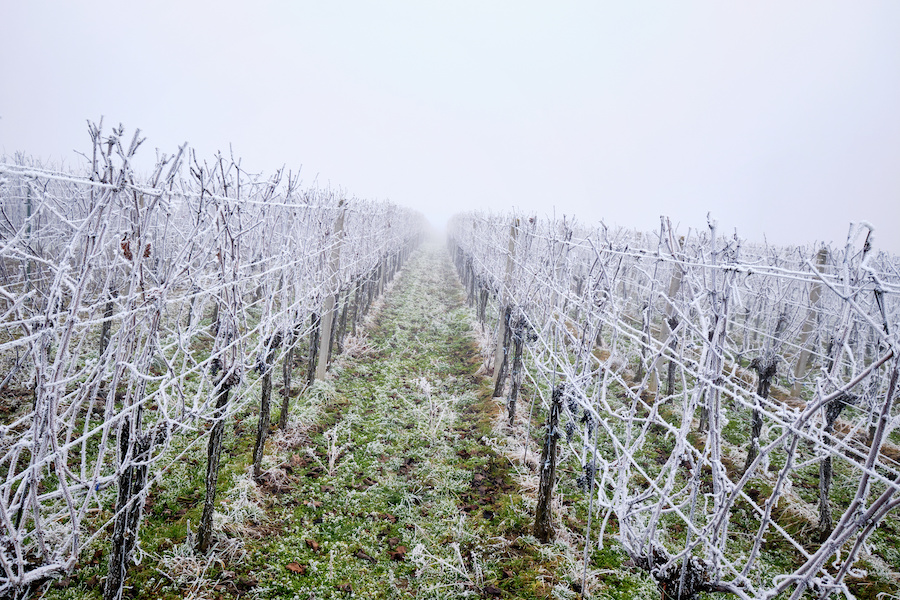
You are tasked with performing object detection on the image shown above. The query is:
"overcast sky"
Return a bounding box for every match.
[2,1,898,253]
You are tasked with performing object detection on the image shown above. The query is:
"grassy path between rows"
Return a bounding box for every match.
[239,241,546,599]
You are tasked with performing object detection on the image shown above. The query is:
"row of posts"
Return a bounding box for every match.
[250,214,416,481]
[450,221,563,544]
[203,211,415,565]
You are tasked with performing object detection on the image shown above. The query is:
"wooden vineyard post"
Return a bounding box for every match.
[492,219,518,395]
[636,303,647,383]
[326,299,340,365]
[316,202,346,381]
[466,256,476,306]
[210,301,220,335]
[477,285,488,324]
[350,279,361,336]
[660,220,684,398]
[23,184,33,290]
[279,331,295,430]
[361,276,370,319]
[571,273,584,322]
[99,289,117,358]
[534,384,564,543]
[698,217,718,433]
[507,314,527,426]
[791,247,828,397]
[663,314,679,397]
[492,306,513,397]
[186,283,201,327]
[307,312,320,387]
[96,288,118,402]
[335,287,350,354]
[365,270,375,313]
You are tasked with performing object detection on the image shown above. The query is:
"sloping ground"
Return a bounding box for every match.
[41,242,657,600]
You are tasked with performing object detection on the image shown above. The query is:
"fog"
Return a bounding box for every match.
[2,1,898,252]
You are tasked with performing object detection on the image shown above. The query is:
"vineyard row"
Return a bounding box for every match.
[0,123,425,598]
[449,211,900,600]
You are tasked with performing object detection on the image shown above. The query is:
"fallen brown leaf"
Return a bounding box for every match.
[285,562,305,575]
[354,549,377,563]
[389,545,407,561]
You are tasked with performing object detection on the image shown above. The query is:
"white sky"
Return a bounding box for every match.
[2,1,899,252]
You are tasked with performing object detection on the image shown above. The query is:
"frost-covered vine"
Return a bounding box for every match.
[450,211,900,599]
[0,121,424,598]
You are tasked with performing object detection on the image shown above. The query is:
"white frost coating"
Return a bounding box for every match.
[450,210,900,600]
[0,122,425,595]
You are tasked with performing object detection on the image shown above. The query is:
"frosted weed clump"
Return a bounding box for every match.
[267,378,337,444]
[412,376,456,437]
[268,422,313,452]
[157,524,244,595]
[414,376,432,397]
[408,542,483,592]
[306,379,337,403]
[469,326,496,375]
[487,396,540,475]
[40,516,76,550]
[158,538,206,585]
[256,463,292,493]
[321,419,351,476]
[213,469,267,537]
[340,333,375,359]
[364,438,385,456]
